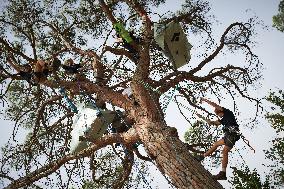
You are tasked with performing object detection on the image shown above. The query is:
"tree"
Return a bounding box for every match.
[264,90,284,187]
[0,0,262,188]
[229,164,271,189]
[273,0,284,32]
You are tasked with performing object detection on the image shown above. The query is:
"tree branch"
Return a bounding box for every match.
[5,129,139,189]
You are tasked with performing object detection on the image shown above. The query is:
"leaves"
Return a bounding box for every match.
[230,165,271,189]
[273,0,284,32]
[263,90,284,187]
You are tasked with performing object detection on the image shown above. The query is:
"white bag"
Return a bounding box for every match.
[70,107,116,153]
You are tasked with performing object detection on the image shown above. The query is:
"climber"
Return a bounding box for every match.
[111,110,134,133]
[33,59,50,83]
[12,64,34,84]
[30,57,61,83]
[62,58,82,74]
[195,97,241,180]
[111,110,137,148]
[114,22,141,60]
[51,57,61,72]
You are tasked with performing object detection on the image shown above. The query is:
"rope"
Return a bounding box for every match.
[122,146,152,189]
[135,79,184,188]
[226,136,259,188]
[162,84,179,113]
[240,134,256,153]
[59,87,78,113]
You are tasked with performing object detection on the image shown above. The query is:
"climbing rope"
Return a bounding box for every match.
[226,136,259,188]
[162,84,179,113]
[59,87,78,113]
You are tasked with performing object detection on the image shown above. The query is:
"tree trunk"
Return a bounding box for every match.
[135,119,224,189]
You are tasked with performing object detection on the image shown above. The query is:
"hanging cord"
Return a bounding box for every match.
[240,134,256,153]
[163,84,179,113]
[132,157,153,189]
[116,143,154,189]
[226,137,259,188]
[136,80,188,189]
[59,87,78,113]
[110,106,160,188]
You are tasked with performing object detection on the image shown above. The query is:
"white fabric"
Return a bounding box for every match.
[85,110,116,140]
[70,107,116,153]
[154,21,192,69]
[70,105,99,153]
[122,87,132,97]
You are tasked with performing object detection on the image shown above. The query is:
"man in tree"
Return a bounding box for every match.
[115,30,141,60]
[195,97,241,180]
[33,59,50,83]
[0,0,261,188]
[62,58,83,74]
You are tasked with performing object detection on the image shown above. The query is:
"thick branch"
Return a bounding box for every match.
[112,150,134,189]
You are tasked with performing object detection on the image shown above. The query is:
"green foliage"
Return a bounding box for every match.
[230,165,271,189]
[273,0,284,32]
[5,81,38,129]
[264,90,284,187]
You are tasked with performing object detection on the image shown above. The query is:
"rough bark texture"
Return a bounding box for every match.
[135,119,224,189]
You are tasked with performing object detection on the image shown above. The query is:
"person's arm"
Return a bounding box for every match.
[196,113,221,126]
[200,98,223,112]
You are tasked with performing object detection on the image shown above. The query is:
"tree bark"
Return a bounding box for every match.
[135,119,224,189]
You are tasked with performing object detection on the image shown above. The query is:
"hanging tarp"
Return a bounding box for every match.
[70,108,116,153]
[85,110,116,140]
[154,21,192,70]
[70,105,98,153]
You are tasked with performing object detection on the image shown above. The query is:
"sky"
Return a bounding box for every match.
[0,0,284,189]
[159,0,284,188]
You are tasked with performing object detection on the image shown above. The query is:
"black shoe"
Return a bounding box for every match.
[213,171,227,180]
[194,155,205,162]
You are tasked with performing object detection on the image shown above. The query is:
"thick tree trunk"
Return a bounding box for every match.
[135,119,224,189]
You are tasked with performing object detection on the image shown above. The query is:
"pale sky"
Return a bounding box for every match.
[161,0,284,188]
[1,0,284,189]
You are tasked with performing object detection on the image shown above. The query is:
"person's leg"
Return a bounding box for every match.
[221,145,232,172]
[204,138,225,157]
[212,145,232,180]
[213,134,234,180]
[195,138,224,162]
